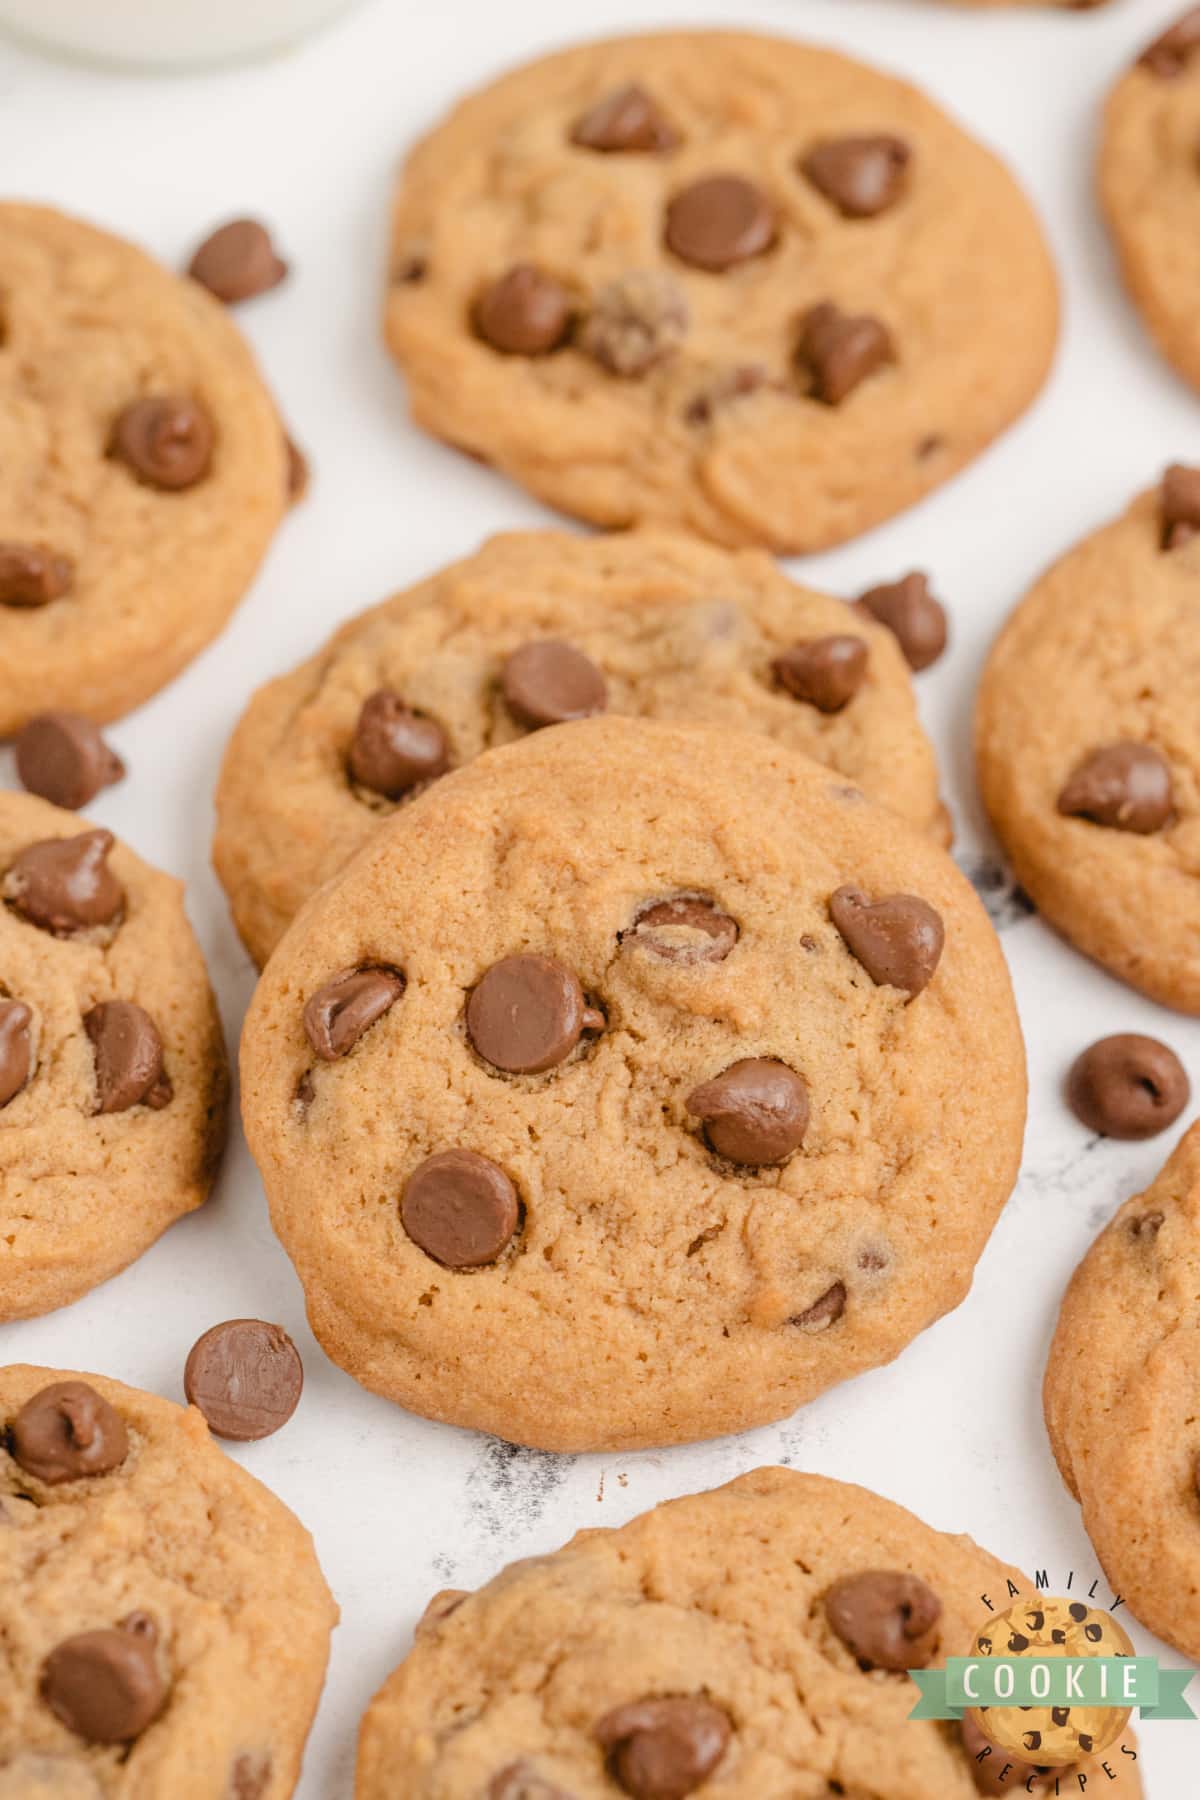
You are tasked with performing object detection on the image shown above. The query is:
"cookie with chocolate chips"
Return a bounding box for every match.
[240,716,1023,1451]
[0,792,228,1321]
[0,203,287,735]
[0,1363,335,1797]
[214,528,946,966]
[976,471,1200,1011]
[383,30,1057,553]
[355,1467,1142,1799]
[1045,1122,1200,1662]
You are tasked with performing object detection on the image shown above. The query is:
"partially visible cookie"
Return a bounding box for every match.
[0,793,228,1320]
[0,1363,336,1796]
[356,1466,1141,1798]
[1045,1122,1200,1660]
[0,203,288,735]
[384,30,1057,552]
[214,529,947,966]
[976,469,1200,1012]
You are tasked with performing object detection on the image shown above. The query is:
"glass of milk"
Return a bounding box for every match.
[0,0,366,69]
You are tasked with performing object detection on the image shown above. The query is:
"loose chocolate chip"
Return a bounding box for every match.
[595,1697,732,1800]
[625,897,738,964]
[488,1765,574,1800]
[801,134,910,218]
[184,1319,303,1441]
[665,174,776,272]
[773,636,868,713]
[684,363,769,426]
[856,572,947,672]
[686,1059,809,1166]
[961,1716,1054,1795]
[15,712,125,811]
[1141,9,1200,77]
[830,886,944,998]
[41,1620,166,1745]
[348,691,450,799]
[285,436,310,503]
[791,1281,846,1333]
[798,302,894,406]
[188,218,288,304]
[1057,742,1173,834]
[1160,463,1200,547]
[5,830,124,937]
[825,1570,942,1670]
[0,999,32,1109]
[229,1752,272,1800]
[401,1149,520,1268]
[9,1380,128,1484]
[475,266,573,355]
[571,83,679,153]
[109,396,215,491]
[303,965,406,1061]
[1066,1034,1190,1139]
[581,271,689,377]
[0,541,74,607]
[502,640,607,728]
[467,954,602,1074]
[84,1002,172,1114]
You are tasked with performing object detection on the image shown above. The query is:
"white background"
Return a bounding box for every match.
[1,1,1197,1792]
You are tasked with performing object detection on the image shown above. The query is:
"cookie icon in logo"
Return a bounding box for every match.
[968,1596,1134,1767]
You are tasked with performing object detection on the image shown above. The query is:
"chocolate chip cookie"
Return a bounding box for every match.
[1101,11,1200,395]
[355,1466,1142,1798]
[1045,1122,1200,1661]
[0,1363,336,1796]
[976,469,1200,1012]
[0,203,287,736]
[240,717,1025,1451]
[0,793,228,1320]
[383,30,1058,552]
[214,529,947,967]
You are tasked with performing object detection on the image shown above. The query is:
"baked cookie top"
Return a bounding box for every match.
[0,1363,336,1798]
[383,30,1058,553]
[976,470,1200,1012]
[1101,10,1200,394]
[356,1466,1142,1799]
[0,203,287,735]
[241,717,1025,1453]
[214,528,946,967]
[0,792,228,1320]
[1045,1122,1200,1661]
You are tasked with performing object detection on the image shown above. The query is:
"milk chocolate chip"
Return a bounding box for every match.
[773,636,868,712]
[1141,9,1200,77]
[188,218,288,303]
[41,1617,166,1745]
[791,1281,846,1333]
[0,542,73,607]
[825,1570,941,1670]
[571,84,679,153]
[110,396,215,491]
[348,691,449,798]
[625,897,738,964]
[401,1149,520,1268]
[303,965,405,1061]
[595,1697,732,1800]
[1057,742,1173,833]
[801,135,910,218]
[1161,463,1200,548]
[830,886,944,997]
[665,175,776,272]
[229,1753,273,1800]
[184,1319,303,1441]
[9,1380,128,1484]
[467,954,603,1074]
[475,267,573,355]
[798,302,894,405]
[84,1002,172,1114]
[0,999,32,1109]
[1067,1034,1190,1139]
[6,830,124,936]
[856,572,947,672]
[15,712,125,810]
[686,1059,809,1165]
[502,640,607,728]
[581,272,688,376]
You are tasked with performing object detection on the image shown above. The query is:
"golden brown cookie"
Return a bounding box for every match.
[240,717,1025,1452]
[0,792,228,1320]
[0,1363,336,1797]
[976,469,1200,1012]
[383,30,1058,552]
[356,1467,1141,1798]
[0,203,287,735]
[214,529,947,967]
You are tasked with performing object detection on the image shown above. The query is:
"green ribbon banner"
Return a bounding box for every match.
[908,1657,1196,1722]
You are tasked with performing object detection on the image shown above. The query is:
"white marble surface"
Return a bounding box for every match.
[1,1,1198,1792]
